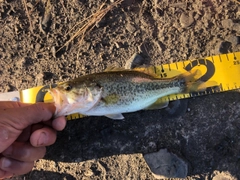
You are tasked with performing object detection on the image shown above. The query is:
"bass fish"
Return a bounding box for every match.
[49,68,204,120]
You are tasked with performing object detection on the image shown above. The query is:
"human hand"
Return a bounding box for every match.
[0,102,66,179]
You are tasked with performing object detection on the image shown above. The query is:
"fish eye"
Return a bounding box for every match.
[65,85,72,91]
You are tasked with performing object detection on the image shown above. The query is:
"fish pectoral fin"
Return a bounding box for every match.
[144,99,169,110]
[105,113,125,120]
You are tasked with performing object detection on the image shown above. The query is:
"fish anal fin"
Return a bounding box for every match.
[144,99,169,110]
[105,113,125,120]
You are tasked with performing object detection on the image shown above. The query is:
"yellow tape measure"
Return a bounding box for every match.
[20,52,240,120]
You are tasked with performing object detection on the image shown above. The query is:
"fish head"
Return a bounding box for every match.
[49,81,103,117]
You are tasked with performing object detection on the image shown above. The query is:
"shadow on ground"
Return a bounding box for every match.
[14,170,76,180]
[41,91,240,179]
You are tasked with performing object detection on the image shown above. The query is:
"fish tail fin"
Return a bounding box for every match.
[179,69,206,93]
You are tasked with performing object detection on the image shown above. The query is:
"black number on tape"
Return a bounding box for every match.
[36,84,57,102]
[185,59,216,96]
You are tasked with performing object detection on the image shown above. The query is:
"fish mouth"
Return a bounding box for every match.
[49,88,67,103]
[48,88,59,102]
[48,88,84,117]
[48,88,67,114]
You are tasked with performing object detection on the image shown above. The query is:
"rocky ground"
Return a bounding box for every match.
[1,0,240,179]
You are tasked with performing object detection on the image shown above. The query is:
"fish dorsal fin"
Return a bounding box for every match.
[133,66,160,78]
[104,66,126,72]
[104,65,159,78]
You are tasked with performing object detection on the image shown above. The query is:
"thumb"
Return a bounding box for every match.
[0,103,55,153]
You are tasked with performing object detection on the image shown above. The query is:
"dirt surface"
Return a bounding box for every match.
[1,0,240,179]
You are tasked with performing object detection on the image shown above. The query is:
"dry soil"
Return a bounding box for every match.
[1,0,240,179]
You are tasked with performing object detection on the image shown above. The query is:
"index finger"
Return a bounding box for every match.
[0,101,31,109]
[0,103,56,153]
[4,103,56,128]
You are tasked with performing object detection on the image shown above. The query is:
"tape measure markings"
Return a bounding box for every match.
[211,57,216,63]
[226,54,229,61]
[175,95,178,100]
[175,62,178,69]
[182,61,185,68]
[233,52,238,60]
[218,54,222,62]
[168,63,171,71]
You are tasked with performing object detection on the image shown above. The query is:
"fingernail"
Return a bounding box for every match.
[37,132,47,146]
[3,146,13,156]
[2,158,11,169]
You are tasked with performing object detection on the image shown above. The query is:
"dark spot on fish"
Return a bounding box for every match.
[155,84,160,89]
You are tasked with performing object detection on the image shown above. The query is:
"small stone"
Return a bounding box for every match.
[84,169,93,177]
[85,42,91,50]
[26,2,34,9]
[221,19,234,29]
[126,23,136,33]
[227,35,239,46]
[16,58,26,68]
[51,46,56,58]
[35,43,41,52]
[144,149,188,179]
[179,12,194,28]
[233,23,240,33]
[42,1,52,30]
[35,73,44,86]
[211,170,237,180]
